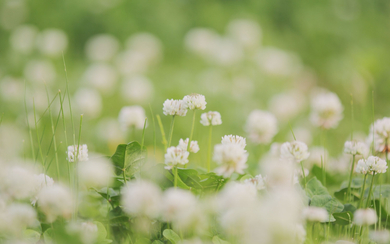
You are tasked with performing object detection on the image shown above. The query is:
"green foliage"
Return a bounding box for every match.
[23,229,41,243]
[212,236,230,244]
[110,142,146,178]
[163,229,181,244]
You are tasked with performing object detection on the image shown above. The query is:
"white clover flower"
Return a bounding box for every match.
[121,180,162,218]
[74,88,102,119]
[121,75,154,104]
[356,156,387,175]
[164,146,190,170]
[36,28,68,57]
[125,33,163,66]
[78,157,114,188]
[162,188,197,222]
[210,38,243,66]
[10,24,38,54]
[213,144,248,178]
[368,117,390,153]
[280,141,310,163]
[344,140,369,157]
[221,135,246,150]
[83,63,117,94]
[38,184,73,222]
[80,222,98,244]
[310,91,343,129]
[184,28,220,57]
[31,173,54,205]
[0,165,37,200]
[85,34,119,61]
[183,94,206,110]
[0,203,37,235]
[118,105,146,131]
[245,110,278,144]
[24,59,56,84]
[226,19,261,50]
[354,208,377,226]
[178,138,200,153]
[67,144,89,162]
[200,111,222,126]
[302,206,328,222]
[370,230,390,244]
[163,99,188,116]
[244,174,266,190]
[269,91,306,122]
[261,158,295,188]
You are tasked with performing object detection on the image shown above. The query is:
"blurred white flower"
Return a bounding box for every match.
[245,110,278,144]
[244,174,266,190]
[269,91,306,122]
[356,156,387,174]
[163,99,188,116]
[67,144,89,162]
[221,135,246,150]
[295,224,306,244]
[255,47,302,76]
[310,91,343,129]
[262,159,296,188]
[344,140,369,157]
[24,59,56,84]
[96,118,124,143]
[36,28,68,57]
[211,38,243,66]
[38,184,73,222]
[0,123,25,159]
[280,141,310,163]
[183,94,206,110]
[83,63,117,94]
[328,154,351,174]
[303,206,328,222]
[287,126,313,146]
[367,117,390,153]
[178,138,200,153]
[0,76,24,102]
[184,28,220,58]
[74,88,102,119]
[31,173,54,205]
[80,222,98,244]
[118,105,146,131]
[125,33,162,65]
[121,75,154,104]
[0,164,37,200]
[85,34,119,61]
[164,146,190,169]
[121,180,162,218]
[306,146,328,168]
[115,49,150,76]
[78,157,113,188]
[354,208,377,226]
[0,0,27,30]
[200,111,222,126]
[370,230,390,244]
[226,19,261,50]
[0,203,37,235]
[9,24,38,54]
[213,143,248,178]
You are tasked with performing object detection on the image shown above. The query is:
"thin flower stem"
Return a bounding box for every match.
[168,115,175,147]
[123,170,127,184]
[366,173,376,208]
[73,114,83,221]
[207,125,213,172]
[174,166,178,188]
[300,161,307,188]
[141,118,147,150]
[45,87,60,180]
[187,110,197,151]
[33,99,46,173]
[24,84,36,164]
[156,115,167,151]
[59,91,71,186]
[62,54,76,146]
[347,155,356,202]
[149,104,156,155]
[358,174,367,209]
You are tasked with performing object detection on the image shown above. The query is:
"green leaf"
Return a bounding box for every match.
[199,172,226,191]
[364,184,390,199]
[109,207,129,224]
[43,228,53,244]
[333,212,353,225]
[334,188,360,202]
[110,142,146,177]
[163,167,191,190]
[152,241,164,244]
[212,236,230,244]
[178,168,203,189]
[94,221,107,241]
[163,229,181,244]
[23,229,41,243]
[306,177,344,217]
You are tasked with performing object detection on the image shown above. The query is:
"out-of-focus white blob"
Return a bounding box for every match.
[96,118,124,143]
[245,110,278,144]
[83,63,118,94]
[0,123,25,160]
[197,68,227,94]
[37,184,73,222]
[118,105,147,131]
[78,157,113,189]
[226,19,262,50]
[185,28,220,58]
[115,49,150,76]
[73,88,102,119]
[85,34,120,62]
[210,38,243,66]
[9,25,38,54]
[0,76,24,103]
[269,90,306,122]
[125,33,162,65]
[310,89,343,129]
[306,146,329,169]
[0,0,27,30]
[36,29,68,57]
[0,203,37,236]
[24,59,56,84]
[287,126,313,146]
[121,75,154,104]
[255,47,302,77]
[327,154,351,174]
[231,76,254,99]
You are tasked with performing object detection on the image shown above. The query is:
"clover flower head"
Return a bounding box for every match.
[163,99,188,116]
[178,138,200,153]
[213,144,248,178]
[200,111,222,126]
[183,94,207,110]
[354,208,377,226]
[221,135,246,150]
[280,141,310,163]
[67,144,88,162]
[164,146,190,169]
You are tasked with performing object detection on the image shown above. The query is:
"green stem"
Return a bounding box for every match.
[174,167,178,188]
[168,116,175,147]
[141,118,147,150]
[156,115,167,151]
[123,169,127,184]
[358,174,368,209]
[366,173,376,208]
[187,110,196,151]
[347,155,356,202]
[207,125,213,172]
[300,161,307,188]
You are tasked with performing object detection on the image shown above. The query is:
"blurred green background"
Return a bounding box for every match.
[0,0,390,177]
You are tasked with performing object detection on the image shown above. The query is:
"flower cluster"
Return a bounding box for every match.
[183,93,207,110]
[368,117,390,153]
[213,143,248,178]
[355,156,388,174]
[67,144,89,162]
[244,174,266,190]
[344,140,369,157]
[221,135,246,149]
[245,110,278,144]
[164,146,190,169]
[200,111,222,126]
[354,208,377,226]
[163,99,188,116]
[310,91,343,129]
[118,105,146,130]
[280,141,310,163]
[178,138,200,153]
